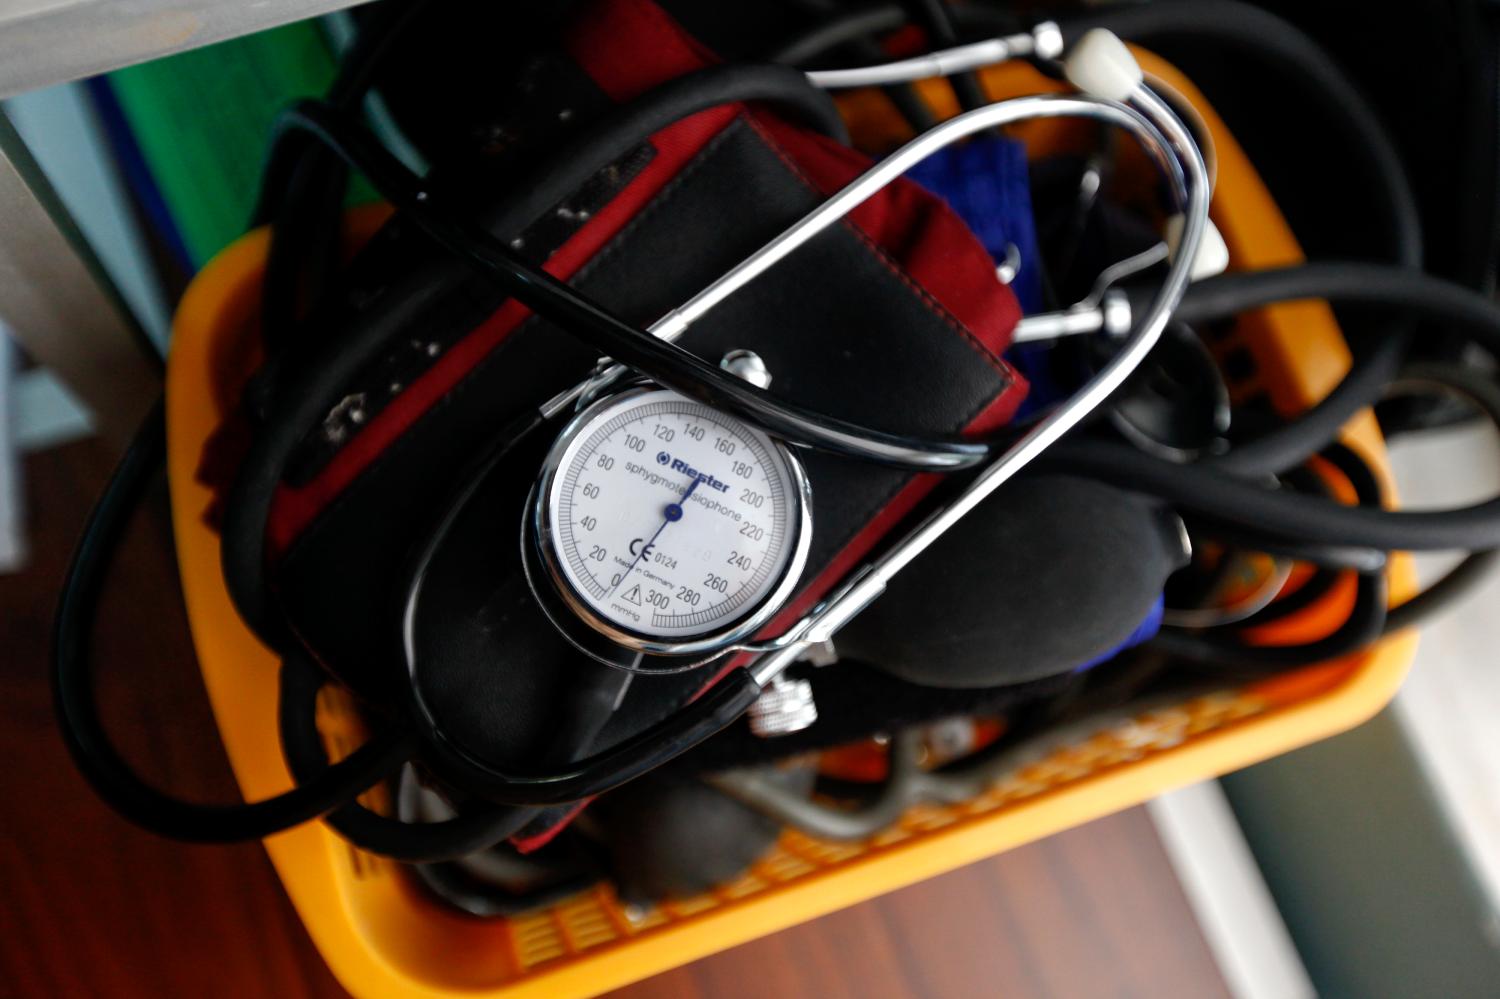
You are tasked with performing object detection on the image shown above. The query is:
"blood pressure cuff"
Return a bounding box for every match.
[233,0,1029,843]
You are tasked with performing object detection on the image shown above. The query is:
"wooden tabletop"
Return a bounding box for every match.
[0,439,1227,998]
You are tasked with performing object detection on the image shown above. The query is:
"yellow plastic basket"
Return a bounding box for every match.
[165,50,1417,999]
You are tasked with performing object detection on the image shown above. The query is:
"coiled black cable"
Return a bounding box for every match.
[1148,442,1390,669]
[50,403,417,843]
[1044,264,1500,551]
[1172,266,1500,353]
[278,652,537,862]
[1160,353,1500,657]
[1046,435,1500,552]
[1210,325,1411,478]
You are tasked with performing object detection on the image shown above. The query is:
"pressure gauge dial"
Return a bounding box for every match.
[526,386,812,667]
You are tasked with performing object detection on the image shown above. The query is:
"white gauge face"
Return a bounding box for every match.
[542,388,805,644]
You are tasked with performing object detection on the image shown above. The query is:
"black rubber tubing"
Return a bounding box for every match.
[51,402,417,843]
[278,651,538,863]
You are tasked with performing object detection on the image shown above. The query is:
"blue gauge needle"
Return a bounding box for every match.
[609,476,700,597]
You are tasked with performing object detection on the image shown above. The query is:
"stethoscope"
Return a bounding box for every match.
[351,26,1217,804]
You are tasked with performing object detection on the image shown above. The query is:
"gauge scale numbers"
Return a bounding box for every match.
[547,390,798,640]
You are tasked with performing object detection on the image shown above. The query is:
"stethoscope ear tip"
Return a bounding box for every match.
[1063,29,1143,102]
[1167,215,1230,282]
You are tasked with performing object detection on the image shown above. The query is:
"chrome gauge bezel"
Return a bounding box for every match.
[524,385,813,668]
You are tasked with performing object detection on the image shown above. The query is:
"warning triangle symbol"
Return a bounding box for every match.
[623,584,642,605]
